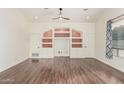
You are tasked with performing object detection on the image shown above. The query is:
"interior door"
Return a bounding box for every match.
[54,39,70,57]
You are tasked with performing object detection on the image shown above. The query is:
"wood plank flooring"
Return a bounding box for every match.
[0,57,124,84]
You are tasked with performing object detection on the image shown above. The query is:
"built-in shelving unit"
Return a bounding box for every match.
[42,30,53,48]
[42,28,82,48]
[71,29,82,48]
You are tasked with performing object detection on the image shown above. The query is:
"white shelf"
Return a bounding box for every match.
[72,42,82,44]
[42,42,52,44]
[54,37,70,40]
[71,37,83,39]
[42,37,53,39]
[54,32,70,34]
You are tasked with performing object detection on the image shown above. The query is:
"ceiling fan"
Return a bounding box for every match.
[52,8,70,20]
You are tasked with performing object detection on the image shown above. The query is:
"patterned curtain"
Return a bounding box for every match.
[106,20,113,59]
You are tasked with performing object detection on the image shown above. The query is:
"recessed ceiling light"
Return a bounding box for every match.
[83,8,88,11]
[34,16,38,20]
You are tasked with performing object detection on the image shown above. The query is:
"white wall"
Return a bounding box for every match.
[0,9,29,72]
[29,22,95,58]
[95,9,124,72]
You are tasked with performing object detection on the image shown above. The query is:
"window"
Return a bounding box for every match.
[112,19,124,57]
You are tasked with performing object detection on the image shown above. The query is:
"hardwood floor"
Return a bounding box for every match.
[0,57,124,84]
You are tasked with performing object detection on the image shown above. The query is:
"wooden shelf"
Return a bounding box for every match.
[42,39,52,42]
[54,33,70,37]
[72,39,82,42]
[55,28,70,32]
[42,44,52,48]
[72,44,82,48]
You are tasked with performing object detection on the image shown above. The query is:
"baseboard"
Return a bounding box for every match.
[94,57,124,73]
[0,58,29,73]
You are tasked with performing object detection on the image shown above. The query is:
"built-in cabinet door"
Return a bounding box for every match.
[54,39,70,57]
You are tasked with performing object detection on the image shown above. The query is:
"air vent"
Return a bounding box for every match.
[32,59,39,62]
[32,53,39,57]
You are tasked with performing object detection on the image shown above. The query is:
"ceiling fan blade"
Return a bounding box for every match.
[52,17,60,20]
[62,17,70,20]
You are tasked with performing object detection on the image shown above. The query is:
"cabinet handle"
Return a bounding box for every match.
[84,46,87,48]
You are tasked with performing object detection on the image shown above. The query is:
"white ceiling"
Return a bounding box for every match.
[19,8,105,23]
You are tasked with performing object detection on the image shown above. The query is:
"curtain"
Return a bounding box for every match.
[106,20,113,59]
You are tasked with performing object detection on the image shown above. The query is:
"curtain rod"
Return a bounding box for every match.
[110,14,124,22]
